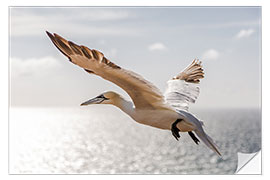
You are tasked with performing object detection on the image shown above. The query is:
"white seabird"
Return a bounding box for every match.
[46,31,221,156]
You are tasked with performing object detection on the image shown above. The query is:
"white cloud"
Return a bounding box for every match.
[181,20,260,30]
[202,49,220,60]
[10,9,138,37]
[74,10,132,21]
[10,56,61,78]
[236,29,255,39]
[148,42,167,51]
[10,19,138,37]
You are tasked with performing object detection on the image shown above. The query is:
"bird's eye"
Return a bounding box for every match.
[97,94,109,100]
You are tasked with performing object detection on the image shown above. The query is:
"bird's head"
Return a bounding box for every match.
[80,91,120,106]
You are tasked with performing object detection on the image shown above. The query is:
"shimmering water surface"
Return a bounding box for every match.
[9,107,261,174]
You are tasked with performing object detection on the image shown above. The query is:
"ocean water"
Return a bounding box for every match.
[9,107,261,174]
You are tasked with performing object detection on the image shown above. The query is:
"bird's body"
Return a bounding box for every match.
[46,31,221,156]
[120,105,181,130]
[115,100,194,131]
[133,109,181,130]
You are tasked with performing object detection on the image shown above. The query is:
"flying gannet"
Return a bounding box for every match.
[46,31,221,156]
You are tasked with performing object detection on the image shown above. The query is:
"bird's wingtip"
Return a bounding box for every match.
[45,30,52,36]
[45,31,55,40]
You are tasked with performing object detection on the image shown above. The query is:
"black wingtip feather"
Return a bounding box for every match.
[46,31,55,42]
[46,31,71,59]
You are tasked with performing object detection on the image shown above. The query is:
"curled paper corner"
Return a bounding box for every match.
[235,150,261,174]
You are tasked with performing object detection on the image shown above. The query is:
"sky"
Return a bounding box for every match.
[9,7,261,108]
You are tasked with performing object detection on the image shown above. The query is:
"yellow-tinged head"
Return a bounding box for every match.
[80,91,121,106]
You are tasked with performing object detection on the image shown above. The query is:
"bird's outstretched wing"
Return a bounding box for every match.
[46,31,167,109]
[164,59,204,111]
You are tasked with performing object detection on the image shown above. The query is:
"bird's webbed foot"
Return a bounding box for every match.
[171,119,182,141]
[188,131,200,145]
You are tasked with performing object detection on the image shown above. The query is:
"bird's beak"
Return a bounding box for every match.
[80,97,105,106]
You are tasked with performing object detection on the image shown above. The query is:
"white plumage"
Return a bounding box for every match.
[46,31,221,156]
[165,80,200,111]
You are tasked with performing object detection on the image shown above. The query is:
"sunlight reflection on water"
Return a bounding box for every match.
[9,107,261,174]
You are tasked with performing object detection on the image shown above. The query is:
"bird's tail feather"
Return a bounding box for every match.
[194,129,221,156]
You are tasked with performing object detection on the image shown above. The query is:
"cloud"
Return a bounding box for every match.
[202,49,219,60]
[74,10,132,21]
[188,20,259,29]
[236,29,255,39]
[10,8,138,37]
[148,42,167,51]
[10,56,61,78]
[11,8,132,23]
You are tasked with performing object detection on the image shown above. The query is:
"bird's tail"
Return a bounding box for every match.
[194,129,221,156]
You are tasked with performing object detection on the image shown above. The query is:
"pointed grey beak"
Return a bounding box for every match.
[80,94,109,106]
[80,97,105,106]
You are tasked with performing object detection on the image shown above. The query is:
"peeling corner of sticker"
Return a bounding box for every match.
[235,150,261,174]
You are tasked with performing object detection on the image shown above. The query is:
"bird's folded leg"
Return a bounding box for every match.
[188,131,200,145]
[171,119,182,141]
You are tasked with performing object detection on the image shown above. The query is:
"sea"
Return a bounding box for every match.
[9,106,261,174]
